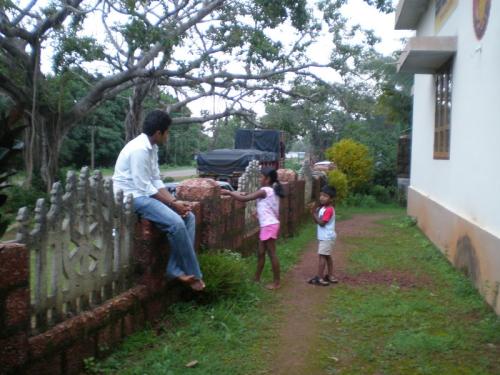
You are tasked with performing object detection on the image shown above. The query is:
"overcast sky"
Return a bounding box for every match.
[23,0,413,120]
[188,0,413,119]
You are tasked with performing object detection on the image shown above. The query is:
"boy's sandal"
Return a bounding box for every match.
[325,275,339,284]
[308,276,329,286]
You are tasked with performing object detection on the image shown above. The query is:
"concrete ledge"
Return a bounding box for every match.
[397,36,457,74]
[395,0,431,30]
[408,187,500,314]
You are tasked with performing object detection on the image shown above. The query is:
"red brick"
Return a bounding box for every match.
[25,354,62,375]
[5,287,30,327]
[0,243,28,289]
[277,169,298,182]
[65,336,96,374]
[145,298,163,322]
[123,313,136,336]
[0,332,28,370]
[96,320,122,355]
[176,178,221,201]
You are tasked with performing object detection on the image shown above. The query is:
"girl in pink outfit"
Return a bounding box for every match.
[222,167,284,289]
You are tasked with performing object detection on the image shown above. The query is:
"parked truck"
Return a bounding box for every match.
[197,129,285,188]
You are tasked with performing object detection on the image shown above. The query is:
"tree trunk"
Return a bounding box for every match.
[24,112,65,192]
[124,82,155,142]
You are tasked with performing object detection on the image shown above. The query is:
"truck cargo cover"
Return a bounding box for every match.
[197,149,277,175]
[234,129,281,154]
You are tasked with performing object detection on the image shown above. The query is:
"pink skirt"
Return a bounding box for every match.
[260,224,280,241]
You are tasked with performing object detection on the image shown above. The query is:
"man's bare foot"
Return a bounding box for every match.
[265,283,280,290]
[178,275,196,284]
[191,279,205,291]
[177,275,206,291]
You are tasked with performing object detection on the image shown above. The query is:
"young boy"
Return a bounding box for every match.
[308,186,338,286]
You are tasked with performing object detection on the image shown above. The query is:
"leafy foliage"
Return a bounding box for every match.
[326,139,373,193]
[327,169,348,203]
[370,184,392,204]
[196,251,249,303]
[0,107,25,236]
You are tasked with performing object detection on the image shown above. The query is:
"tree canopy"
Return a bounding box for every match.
[0,0,393,189]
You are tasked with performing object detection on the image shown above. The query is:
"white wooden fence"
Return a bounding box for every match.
[237,160,261,234]
[16,167,135,333]
[299,160,314,207]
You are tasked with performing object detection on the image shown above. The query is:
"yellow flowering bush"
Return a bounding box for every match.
[327,169,348,203]
[326,139,373,193]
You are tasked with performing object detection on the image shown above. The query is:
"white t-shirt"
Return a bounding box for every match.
[256,187,280,227]
[317,206,336,241]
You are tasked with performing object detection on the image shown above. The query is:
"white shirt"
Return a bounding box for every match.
[112,133,164,198]
[317,206,336,241]
[256,187,280,227]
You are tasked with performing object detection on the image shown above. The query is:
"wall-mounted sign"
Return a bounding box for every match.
[473,0,491,40]
[435,0,458,32]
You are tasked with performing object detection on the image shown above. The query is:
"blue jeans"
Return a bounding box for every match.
[134,196,202,279]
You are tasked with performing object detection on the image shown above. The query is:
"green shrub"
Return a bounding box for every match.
[326,139,373,193]
[163,176,175,183]
[371,185,391,204]
[197,250,249,303]
[344,194,377,208]
[327,169,348,203]
[284,159,302,172]
[2,185,47,225]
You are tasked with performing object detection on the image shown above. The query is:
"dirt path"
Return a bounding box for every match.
[270,214,388,375]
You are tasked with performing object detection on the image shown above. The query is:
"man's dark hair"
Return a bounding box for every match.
[143,110,172,136]
[321,185,337,199]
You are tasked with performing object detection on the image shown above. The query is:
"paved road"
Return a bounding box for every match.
[162,168,197,179]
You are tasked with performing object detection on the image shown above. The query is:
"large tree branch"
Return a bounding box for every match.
[171,107,254,125]
[66,0,224,126]
[0,71,30,103]
[33,0,86,38]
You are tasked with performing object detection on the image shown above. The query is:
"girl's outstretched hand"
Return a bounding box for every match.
[221,190,232,196]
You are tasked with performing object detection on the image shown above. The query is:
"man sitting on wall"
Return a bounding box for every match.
[113,110,205,291]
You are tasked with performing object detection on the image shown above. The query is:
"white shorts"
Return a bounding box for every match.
[318,239,335,256]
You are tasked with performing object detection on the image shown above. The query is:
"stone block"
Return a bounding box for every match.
[123,313,136,337]
[5,287,30,327]
[277,169,297,182]
[0,243,28,290]
[176,178,221,201]
[65,336,96,374]
[26,354,62,375]
[0,332,29,370]
[96,320,122,355]
[144,298,163,322]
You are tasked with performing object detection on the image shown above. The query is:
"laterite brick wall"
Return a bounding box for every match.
[0,175,317,374]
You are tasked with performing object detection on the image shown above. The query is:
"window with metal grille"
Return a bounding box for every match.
[434,61,453,159]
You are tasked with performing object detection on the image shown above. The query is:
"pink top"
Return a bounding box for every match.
[256,187,280,227]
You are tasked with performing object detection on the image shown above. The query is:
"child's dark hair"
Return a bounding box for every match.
[321,185,336,199]
[143,110,172,136]
[261,167,285,198]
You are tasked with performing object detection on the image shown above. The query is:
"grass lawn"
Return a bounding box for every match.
[310,213,500,375]
[88,207,500,375]
[89,224,317,375]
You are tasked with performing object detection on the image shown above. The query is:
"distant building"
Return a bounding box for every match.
[396,0,500,313]
[285,151,306,160]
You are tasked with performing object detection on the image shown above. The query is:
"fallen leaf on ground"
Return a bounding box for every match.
[186,360,199,368]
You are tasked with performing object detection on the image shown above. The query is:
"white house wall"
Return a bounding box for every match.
[408,1,500,313]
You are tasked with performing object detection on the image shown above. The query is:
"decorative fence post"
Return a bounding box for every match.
[15,167,136,335]
[238,160,260,235]
[299,160,314,207]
